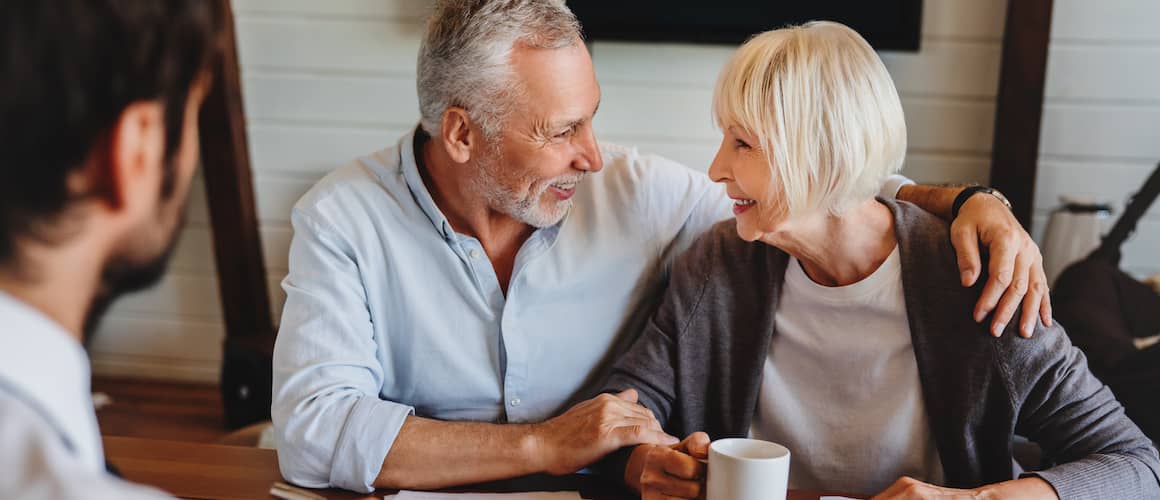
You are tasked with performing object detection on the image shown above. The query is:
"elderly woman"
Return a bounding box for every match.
[601,22,1160,500]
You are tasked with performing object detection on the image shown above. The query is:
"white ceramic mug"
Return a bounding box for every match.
[706,438,791,500]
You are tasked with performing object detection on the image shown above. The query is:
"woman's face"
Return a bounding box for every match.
[708,126,789,242]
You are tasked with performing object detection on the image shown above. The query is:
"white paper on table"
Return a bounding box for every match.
[820,496,861,500]
[387,491,582,500]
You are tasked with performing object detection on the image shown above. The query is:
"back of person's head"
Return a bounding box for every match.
[0,0,220,269]
[712,21,907,218]
[417,0,582,138]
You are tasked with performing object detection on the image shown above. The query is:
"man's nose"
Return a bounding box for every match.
[574,127,603,172]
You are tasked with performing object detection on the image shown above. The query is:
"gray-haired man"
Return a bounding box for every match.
[272,0,1052,493]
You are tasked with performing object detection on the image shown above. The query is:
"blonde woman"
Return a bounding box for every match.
[601,22,1160,499]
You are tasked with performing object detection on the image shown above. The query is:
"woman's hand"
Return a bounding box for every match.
[625,432,711,500]
[871,476,1058,500]
[950,194,1052,338]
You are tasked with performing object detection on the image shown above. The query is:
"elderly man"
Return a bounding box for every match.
[272,0,1052,493]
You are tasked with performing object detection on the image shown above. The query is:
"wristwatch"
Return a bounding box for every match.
[951,186,1012,219]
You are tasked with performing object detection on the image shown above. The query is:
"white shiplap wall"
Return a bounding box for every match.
[91,0,1016,381]
[1034,0,1160,280]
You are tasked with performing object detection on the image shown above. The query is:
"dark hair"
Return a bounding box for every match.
[0,0,221,263]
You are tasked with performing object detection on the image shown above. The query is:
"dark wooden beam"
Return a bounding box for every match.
[989,0,1055,228]
[199,0,276,429]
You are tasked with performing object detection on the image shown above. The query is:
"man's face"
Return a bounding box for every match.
[471,40,604,228]
[85,79,210,337]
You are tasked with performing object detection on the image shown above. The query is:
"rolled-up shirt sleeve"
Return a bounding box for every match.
[272,208,413,493]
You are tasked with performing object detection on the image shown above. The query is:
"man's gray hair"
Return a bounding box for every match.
[417,0,582,138]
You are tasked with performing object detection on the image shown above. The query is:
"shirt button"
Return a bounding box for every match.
[469,249,482,259]
[509,397,521,407]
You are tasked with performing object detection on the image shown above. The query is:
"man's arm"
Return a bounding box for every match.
[273,209,674,493]
[896,183,1052,338]
[377,391,674,490]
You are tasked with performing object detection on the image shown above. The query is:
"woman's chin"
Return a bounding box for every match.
[734,224,763,243]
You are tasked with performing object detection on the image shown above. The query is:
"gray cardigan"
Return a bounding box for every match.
[601,199,1160,499]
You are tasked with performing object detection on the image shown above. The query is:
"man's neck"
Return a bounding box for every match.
[0,242,104,342]
[417,134,535,294]
[418,136,534,256]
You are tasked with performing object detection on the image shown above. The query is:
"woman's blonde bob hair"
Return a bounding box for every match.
[712,21,907,218]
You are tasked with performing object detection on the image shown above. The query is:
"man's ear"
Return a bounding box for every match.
[440,107,477,164]
[97,101,166,216]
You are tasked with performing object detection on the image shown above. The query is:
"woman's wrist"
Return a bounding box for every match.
[977,477,1058,500]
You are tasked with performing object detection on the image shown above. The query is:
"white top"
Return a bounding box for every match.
[0,291,168,499]
[749,248,945,495]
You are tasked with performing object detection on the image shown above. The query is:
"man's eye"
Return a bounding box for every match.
[555,127,575,139]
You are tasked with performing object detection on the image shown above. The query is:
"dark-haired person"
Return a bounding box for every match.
[0,1,218,498]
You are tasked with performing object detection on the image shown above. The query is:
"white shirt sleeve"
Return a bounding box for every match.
[879,174,916,200]
[0,394,171,499]
[631,151,732,263]
[271,208,414,493]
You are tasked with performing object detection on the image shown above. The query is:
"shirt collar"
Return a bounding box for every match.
[400,126,456,240]
[0,290,104,470]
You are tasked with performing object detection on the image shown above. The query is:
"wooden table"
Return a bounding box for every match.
[104,436,862,500]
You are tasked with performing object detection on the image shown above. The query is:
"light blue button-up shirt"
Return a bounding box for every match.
[271,128,911,492]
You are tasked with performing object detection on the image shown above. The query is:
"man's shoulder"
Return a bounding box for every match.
[297,148,402,211]
[597,142,705,187]
[0,393,171,499]
[587,143,723,218]
[291,145,411,232]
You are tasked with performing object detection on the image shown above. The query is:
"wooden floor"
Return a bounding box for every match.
[93,376,229,443]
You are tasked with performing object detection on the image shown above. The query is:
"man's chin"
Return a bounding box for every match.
[81,248,176,347]
[519,199,572,228]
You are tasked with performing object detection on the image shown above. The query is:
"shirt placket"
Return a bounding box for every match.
[452,228,556,423]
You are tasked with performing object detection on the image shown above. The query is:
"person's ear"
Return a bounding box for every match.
[102,101,166,217]
[440,107,477,164]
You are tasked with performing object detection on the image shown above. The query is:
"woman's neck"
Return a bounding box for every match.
[760,199,898,287]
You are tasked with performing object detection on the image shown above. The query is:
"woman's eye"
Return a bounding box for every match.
[734,139,750,150]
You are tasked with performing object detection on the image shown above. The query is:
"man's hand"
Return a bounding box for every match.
[950,194,1052,338]
[871,476,1057,500]
[625,432,711,500]
[531,389,678,475]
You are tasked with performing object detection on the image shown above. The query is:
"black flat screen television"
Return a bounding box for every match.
[568,0,923,51]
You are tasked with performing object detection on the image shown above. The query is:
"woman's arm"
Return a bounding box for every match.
[594,225,727,489]
[871,476,1057,499]
[1004,319,1160,498]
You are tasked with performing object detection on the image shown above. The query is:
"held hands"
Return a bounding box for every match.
[951,194,1052,338]
[531,389,678,475]
[626,432,711,500]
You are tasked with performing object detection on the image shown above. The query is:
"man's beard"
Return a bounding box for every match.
[472,146,584,229]
[81,219,183,346]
